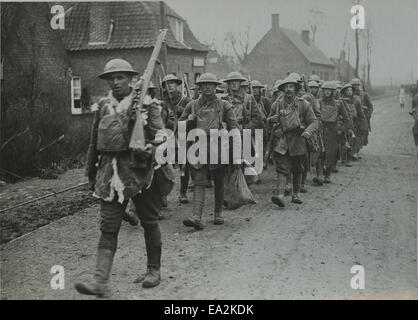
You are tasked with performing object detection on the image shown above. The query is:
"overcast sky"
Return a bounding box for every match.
[163,0,418,86]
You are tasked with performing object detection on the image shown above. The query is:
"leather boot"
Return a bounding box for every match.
[291,172,303,204]
[142,224,161,288]
[75,249,114,298]
[142,266,161,288]
[213,211,224,225]
[271,173,286,207]
[183,185,205,230]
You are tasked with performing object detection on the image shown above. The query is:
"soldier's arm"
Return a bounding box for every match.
[85,107,101,180]
[354,98,367,132]
[341,101,354,130]
[222,100,240,130]
[176,96,191,118]
[363,92,373,114]
[267,101,280,123]
[247,96,264,129]
[178,101,192,122]
[146,102,165,140]
[302,101,319,137]
[263,97,272,116]
[338,101,351,131]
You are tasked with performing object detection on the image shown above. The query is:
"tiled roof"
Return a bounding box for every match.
[59,1,208,52]
[281,28,334,67]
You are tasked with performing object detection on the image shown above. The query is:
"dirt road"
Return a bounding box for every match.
[1,95,417,299]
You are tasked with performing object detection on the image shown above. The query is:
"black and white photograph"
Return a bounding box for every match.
[0,0,417,303]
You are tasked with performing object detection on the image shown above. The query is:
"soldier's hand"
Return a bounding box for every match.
[132,144,153,159]
[269,115,280,123]
[301,131,311,140]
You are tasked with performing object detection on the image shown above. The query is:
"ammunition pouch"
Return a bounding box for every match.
[97,113,130,152]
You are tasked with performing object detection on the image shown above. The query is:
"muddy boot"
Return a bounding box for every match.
[271,173,286,207]
[292,194,303,204]
[123,210,139,226]
[291,173,303,204]
[183,185,205,230]
[141,224,161,288]
[142,266,161,288]
[178,193,189,204]
[213,211,224,225]
[75,249,114,298]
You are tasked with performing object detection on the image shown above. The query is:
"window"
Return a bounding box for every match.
[324,72,329,81]
[167,16,184,43]
[193,57,205,67]
[71,77,82,115]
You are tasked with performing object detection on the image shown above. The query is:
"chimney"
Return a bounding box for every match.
[89,3,110,44]
[271,14,279,30]
[301,30,310,45]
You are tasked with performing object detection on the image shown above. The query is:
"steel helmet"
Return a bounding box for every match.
[162,74,182,85]
[289,72,302,82]
[350,78,362,86]
[240,80,249,87]
[278,75,301,91]
[321,81,337,90]
[148,81,157,89]
[224,71,247,82]
[335,81,343,89]
[195,72,222,85]
[308,80,319,88]
[308,74,320,83]
[98,59,139,79]
[340,83,352,94]
[251,80,264,88]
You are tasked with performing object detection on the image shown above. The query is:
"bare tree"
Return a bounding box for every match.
[353,0,360,78]
[308,9,326,43]
[224,26,251,65]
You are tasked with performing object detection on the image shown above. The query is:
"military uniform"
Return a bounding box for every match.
[319,81,350,183]
[76,59,173,297]
[179,73,240,229]
[340,84,367,163]
[268,75,318,205]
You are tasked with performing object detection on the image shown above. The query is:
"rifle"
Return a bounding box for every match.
[129,29,168,151]
[182,74,191,98]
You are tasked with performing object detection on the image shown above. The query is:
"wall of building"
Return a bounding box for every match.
[1,2,73,175]
[243,29,312,86]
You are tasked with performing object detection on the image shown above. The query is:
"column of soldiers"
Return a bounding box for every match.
[76,57,373,297]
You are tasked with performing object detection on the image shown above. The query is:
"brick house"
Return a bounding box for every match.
[243,14,335,86]
[1,2,74,175]
[59,1,209,114]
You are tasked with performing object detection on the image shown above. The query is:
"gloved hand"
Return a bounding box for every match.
[301,131,311,139]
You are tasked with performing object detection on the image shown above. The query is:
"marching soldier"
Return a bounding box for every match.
[179,73,240,230]
[340,83,367,165]
[75,59,173,297]
[351,78,373,154]
[160,74,192,204]
[267,75,318,206]
[307,80,326,186]
[318,81,350,183]
[222,71,264,133]
[252,80,272,116]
